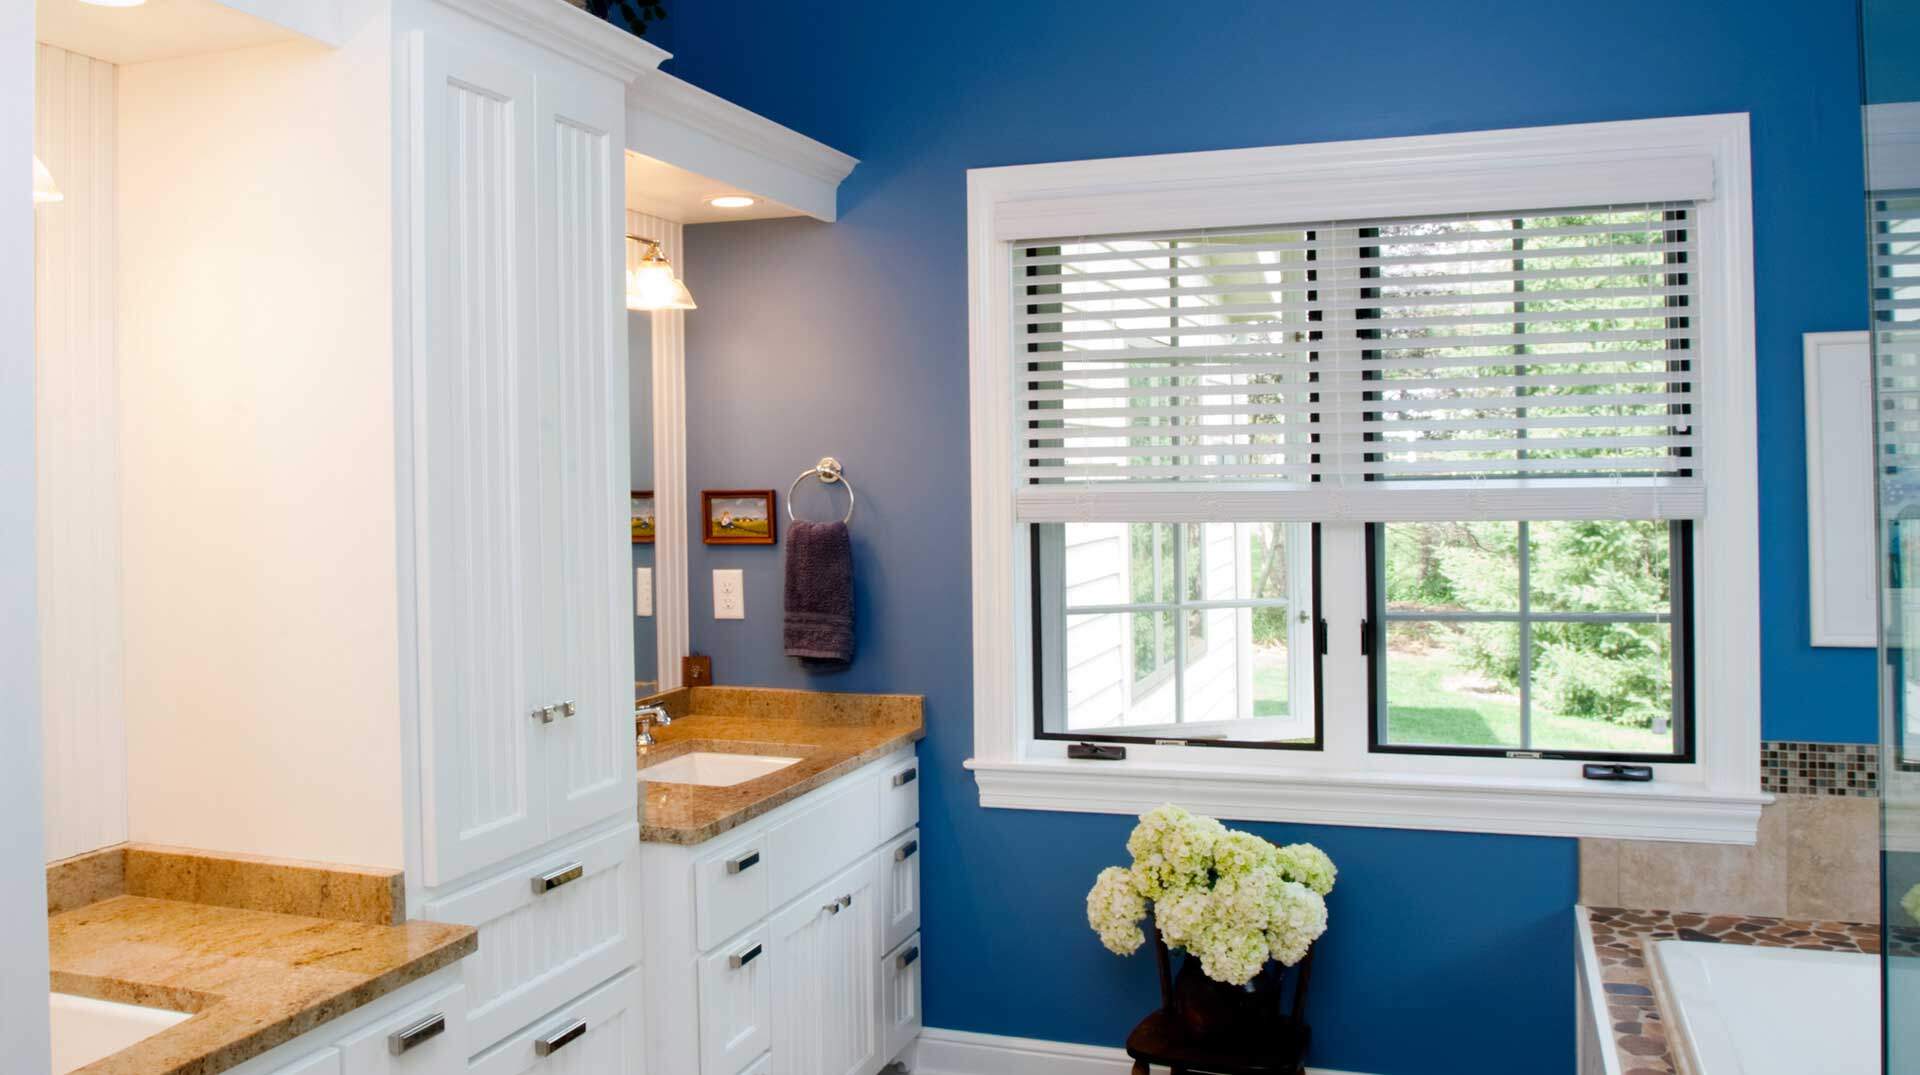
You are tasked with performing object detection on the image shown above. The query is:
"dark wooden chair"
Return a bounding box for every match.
[1124,930,1314,1075]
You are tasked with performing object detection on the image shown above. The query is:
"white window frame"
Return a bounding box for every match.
[965,114,1765,844]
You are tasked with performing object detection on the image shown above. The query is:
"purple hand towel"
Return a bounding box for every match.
[784,520,854,663]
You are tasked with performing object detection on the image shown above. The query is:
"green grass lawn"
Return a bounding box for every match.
[1248,644,1668,753]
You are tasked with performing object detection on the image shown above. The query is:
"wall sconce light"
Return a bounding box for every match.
[33,155,62,206]
[626,234,696,311]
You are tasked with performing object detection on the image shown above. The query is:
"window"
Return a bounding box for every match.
[1034,522,1318,747]
[969,116,1762,842]
[1370,521,1692,759]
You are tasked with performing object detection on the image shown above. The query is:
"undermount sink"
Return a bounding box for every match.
[638,751,800,787]
[51,993,191,1074]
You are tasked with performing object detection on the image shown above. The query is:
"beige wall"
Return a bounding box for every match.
[1579,794,1878,922]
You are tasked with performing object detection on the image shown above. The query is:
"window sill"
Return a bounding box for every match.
[963,756,1767,844]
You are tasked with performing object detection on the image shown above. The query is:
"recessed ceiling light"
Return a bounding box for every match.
[707,195,755,209]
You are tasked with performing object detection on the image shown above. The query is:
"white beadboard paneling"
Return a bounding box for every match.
[544,69,635,836]
[627,208,688,687]
[410,33,546,885]
[35,44,125,863]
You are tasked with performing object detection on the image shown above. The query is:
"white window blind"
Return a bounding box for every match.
[1013,202,1704,522]
[1876,190,1920,502]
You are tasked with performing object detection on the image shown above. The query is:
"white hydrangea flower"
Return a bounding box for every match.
[1274,842,1337,896]
[1126,804,1223,901]
[1086,866,1147,955]
[1213,830,1277,878]
[1089,806,1336,985]
[1904,882,1920,926]
[1265,879,1328,967]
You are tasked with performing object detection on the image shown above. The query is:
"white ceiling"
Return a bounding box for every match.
[624,151,808,226]
[36,0,308,65]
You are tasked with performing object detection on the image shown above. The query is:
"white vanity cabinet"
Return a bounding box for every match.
[643,750,924,1075]
[220,968,469,1075]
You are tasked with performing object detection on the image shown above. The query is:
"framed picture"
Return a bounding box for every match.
[702,489,776,545]
[630,490,655,545]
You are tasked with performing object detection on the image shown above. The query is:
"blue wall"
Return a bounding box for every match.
[667,3,1869,1072]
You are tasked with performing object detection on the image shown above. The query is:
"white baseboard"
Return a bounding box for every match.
[911,1027,1373,1075]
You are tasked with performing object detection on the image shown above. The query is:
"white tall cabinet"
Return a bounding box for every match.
[110,0,655,1069]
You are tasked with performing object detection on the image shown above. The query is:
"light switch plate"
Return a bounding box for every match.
[713,569,745,619]
[635,567,653,617]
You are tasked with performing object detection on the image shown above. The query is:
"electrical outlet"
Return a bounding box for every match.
[635,567,653,617]
[713,569,745,619]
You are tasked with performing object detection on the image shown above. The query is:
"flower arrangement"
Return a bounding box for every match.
[1087,804,1335,987]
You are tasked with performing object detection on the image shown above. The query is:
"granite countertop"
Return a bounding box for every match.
[1579,905,1878,1074]
[637,685,925,845]
[46,846,476,1075]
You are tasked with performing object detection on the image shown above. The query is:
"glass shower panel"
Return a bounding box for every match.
[1869,1,1920,1068]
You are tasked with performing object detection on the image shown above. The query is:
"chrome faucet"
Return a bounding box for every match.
[636,703,673,747]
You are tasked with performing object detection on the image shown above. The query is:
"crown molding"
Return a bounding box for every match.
[629,69,856,185]
[442,0,669,82]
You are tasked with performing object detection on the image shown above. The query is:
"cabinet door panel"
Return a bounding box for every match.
[698,927,771,1075]
[770,855,881,1075]
[879,828,920,954]
[536,60,635,839]
[881,934,922,1066]
[409,28,547,887]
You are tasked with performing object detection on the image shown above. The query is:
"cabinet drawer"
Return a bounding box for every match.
[697,927,771,1075]
[880,828,921,954]
[419,825,640,1054]
[336,983,468,1074]
[266,1051,340,1075]
[694,833,770,952]
[767,773,880,909]
[466,970,642,1075]
[878,753,919,840]
[881,933,923,1066]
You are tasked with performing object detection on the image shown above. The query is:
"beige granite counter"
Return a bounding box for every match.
[46,846,475,1075]
[637,685,924,845]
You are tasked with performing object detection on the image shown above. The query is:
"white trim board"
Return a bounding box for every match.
[965,113,1764,845]
[1802,331,1876,647]
[913,1028,1374,1075]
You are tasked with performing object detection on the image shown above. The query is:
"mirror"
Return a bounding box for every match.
[630,309,658,695]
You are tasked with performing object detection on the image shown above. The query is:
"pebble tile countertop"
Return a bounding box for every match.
[637,685,925,845]
[1581,906,1879,1074]
[45,845,475,1075]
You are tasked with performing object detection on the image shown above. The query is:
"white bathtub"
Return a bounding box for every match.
[1654,940,1877,1075]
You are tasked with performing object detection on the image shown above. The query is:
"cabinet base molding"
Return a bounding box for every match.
[909,1028,1373,1075]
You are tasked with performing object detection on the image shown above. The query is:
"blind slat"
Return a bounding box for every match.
[1011,201,1705,520]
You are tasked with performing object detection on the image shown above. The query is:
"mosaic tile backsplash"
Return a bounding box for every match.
[1760,740,1878,797]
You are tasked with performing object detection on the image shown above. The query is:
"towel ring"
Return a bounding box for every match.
[787,457,855,524]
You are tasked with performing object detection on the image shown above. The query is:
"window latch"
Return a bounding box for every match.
[1359,618,1372,657]
[1583,763,1654,782]
[1068,742,1127,761]
[1315,618,1329,656]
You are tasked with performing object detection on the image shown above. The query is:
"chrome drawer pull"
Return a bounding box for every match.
[725,850,760,875]
[387,1013,445,1056]
[531,861,585,895]
[896,945,920,970]
[729,943,763,969]
[534,1018,588,1057]
[891,767,918,787]
[894,840,918,862]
